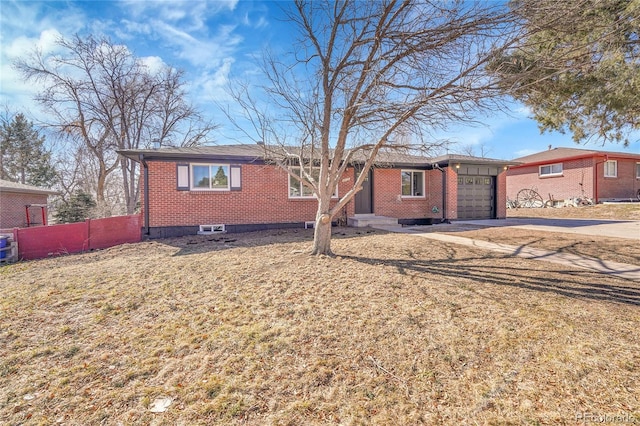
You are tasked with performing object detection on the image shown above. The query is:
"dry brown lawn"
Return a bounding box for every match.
[507,203,640,220]
[1,226,639,425]
[439,228,640,266]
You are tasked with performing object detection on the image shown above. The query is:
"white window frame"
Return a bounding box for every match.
[401,170,425,198]
[604,160,617,178]
[288,166,338,199]
[190,163,230,191]
[539,163,563,177]
[636,162,640,179]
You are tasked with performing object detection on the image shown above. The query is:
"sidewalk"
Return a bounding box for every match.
[372,224,640,281]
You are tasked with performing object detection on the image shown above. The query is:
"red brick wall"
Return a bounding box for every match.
[507,157,596,201]
[0,192,49,228]
[597,158,640,200]
[445,167,458,220]
[507,156,640,201]
[142,161,508,228]
[371,168,443,219]
[144,162,357,227]
[496,170,507,219]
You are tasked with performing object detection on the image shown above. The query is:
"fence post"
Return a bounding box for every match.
[86,218,91,252]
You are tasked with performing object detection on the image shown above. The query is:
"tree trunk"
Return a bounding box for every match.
[311,213,333,255]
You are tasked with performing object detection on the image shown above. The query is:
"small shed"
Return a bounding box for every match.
[0,179,58,229]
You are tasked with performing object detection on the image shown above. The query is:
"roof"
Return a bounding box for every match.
[430,153,518,167]
[0,179,59,196]
[117,144,516,168]
[512,147,640,165]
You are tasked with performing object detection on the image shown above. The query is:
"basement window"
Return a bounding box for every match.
[539,163,563,177]
[401,170,425,197]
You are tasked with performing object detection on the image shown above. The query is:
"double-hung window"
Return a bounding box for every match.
[539,163,563,177]
[604,160,617,178]
[289,167,337,198]
[191,164,230,190]
[401,170,424,197]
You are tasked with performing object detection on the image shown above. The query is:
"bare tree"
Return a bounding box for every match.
[16,35,216,215]
[225,0,519,255]
[458,142,492,158]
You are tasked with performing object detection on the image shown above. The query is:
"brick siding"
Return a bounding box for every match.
[142,162,454,229]
[141,160,508,231]
[496,170,507,219]
[507,156,640,201]
[143,162,359,228]
[507,157,595,201]
[372,168,444,219]
[0,192,49,228]
[598,158,640,200]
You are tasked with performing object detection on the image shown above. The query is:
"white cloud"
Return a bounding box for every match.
[514,105,533,117]
[191,57,235,103]
[4,29,63,59]
[122,0,238,32]
[138,56,166,74]
[146,19,243,69]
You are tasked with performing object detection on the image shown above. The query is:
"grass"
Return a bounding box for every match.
[441,228,640,266]
[507,202,640,220]
[1,226,639,425]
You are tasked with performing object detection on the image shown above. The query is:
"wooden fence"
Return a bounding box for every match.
[1,215,141,261]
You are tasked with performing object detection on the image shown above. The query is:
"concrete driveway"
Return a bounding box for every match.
[452,218,640,240]
[383,217,640,280]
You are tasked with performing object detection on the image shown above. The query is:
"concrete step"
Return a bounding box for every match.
[347,215,398,228]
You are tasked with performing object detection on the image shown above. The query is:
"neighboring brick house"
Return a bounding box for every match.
[507,147,640,203]
[0,179,58,228]
[118,145,512,238]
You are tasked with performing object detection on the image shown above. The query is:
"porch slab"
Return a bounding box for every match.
[348,215,398,228]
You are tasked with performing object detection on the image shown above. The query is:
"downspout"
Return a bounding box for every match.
[593,155,607,204]
[139,154,150,237]
[433,163,450,224]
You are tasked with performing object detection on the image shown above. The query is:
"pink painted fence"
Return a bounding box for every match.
[6,215,141,261]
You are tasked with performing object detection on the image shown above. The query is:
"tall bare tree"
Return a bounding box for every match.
[226,0,519,255]
[16,35,216,215]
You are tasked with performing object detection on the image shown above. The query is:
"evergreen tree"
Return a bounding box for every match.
[54,190,96,224]
[0,113,57,187]
[490,0,640,145]
[213,166,228,187]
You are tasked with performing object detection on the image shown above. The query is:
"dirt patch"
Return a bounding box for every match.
[1,228,639,425]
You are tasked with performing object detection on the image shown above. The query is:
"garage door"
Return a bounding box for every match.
[457,175,495,219]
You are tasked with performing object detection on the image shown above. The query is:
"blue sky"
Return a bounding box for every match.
[1,0,638,160]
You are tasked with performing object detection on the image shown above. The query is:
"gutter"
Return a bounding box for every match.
[139,154,150,237]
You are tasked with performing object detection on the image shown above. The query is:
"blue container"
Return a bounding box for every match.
[0,236,7,259]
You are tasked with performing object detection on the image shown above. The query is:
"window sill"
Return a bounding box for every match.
[288,196,338,200]
[538,174,563,178]
[401,195,426,199]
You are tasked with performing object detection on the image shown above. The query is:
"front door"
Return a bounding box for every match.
[354,167,373,214]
